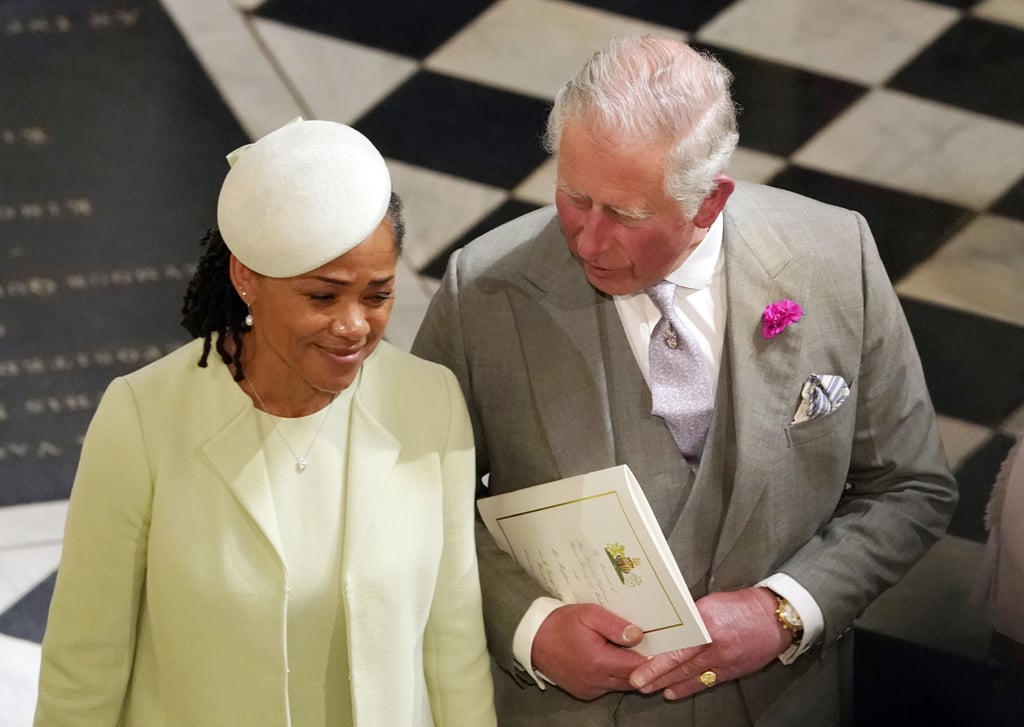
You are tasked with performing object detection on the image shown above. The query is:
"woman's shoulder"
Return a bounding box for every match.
[362,341,462,406]
[120,338,212,387]
[371,340,455,379]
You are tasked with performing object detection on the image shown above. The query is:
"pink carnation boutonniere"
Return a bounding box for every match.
[762,299,803,339]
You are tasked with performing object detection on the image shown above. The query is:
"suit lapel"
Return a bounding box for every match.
[706,191,814,573]
[509,226,617,478]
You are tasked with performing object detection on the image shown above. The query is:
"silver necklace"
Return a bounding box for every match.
[246,380,338,473]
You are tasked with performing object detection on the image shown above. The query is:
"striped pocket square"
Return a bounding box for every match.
[792,374,850,424]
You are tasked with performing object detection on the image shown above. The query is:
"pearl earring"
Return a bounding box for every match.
[240,289,254,328]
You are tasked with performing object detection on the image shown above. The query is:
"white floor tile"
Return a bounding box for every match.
[1001,404,1024,439]
[251,18,418,125]
[937,416,997,472]
[425,0,687,101]
[698,0,958,85]
[0,502,68,550]
[513,158,557,208]
[726,147,787,185]
[159,0,302,139]
[385,259,434,353]
[0,634,40,727]
[896,215,1024,326]
[793,89,1024,210]
[974,0,1024,29]
[387,161,508,272]
[0,544,61,615]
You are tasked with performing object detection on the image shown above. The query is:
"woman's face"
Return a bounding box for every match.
[232,219,398,410]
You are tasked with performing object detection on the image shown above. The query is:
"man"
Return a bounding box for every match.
[412,36,956,726]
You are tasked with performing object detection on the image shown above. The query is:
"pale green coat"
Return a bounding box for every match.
[34,339,496,727]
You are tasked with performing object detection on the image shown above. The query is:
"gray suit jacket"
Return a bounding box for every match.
[412,182,957,726]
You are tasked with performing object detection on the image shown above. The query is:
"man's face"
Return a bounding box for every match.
[554,121,702,296]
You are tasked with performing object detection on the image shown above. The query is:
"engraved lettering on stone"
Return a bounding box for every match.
[0,277,58,298]
[0,127,48,146]
[3,9,138,36]
[89,9,140,30]
[0,344,177,377]
[0,441,66,460]
[66,198,93,215]
[0,197,94,221]
[25,392,97,415]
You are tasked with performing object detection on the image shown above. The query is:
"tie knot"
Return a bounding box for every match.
[645,281,676,316]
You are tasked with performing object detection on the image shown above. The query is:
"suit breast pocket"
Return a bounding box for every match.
[784,384,856,448]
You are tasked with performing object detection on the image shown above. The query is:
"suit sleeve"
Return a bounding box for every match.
[423,367,497,726]
[34,377,152,727]
[779,211,958,645]
[412,250,551,678]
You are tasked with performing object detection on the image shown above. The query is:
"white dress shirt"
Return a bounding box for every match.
[512,214,823,687]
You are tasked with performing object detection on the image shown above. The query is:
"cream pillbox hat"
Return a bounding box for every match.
[217,118,392,278]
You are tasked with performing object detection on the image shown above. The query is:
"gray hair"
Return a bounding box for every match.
[545,36,739,219]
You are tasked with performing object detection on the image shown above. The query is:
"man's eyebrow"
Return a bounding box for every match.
[556,181,650,219]
[555,181,585,196]
[607,204,652,220]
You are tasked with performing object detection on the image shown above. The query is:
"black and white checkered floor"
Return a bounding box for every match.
[1,0,1022,723]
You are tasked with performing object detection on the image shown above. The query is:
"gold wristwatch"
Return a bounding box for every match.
[775,597,804,640]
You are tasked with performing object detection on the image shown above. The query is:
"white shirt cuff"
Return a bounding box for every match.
[757,572,824,664]
[512,596,564,689]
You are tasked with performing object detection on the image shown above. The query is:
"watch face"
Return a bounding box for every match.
[780,600,802,628]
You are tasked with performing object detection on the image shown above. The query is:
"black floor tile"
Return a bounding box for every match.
[949,432,1016,543]
[355,71,551,189]
[564,0,733,31]
[925,0,983,8]
[990,174,1024,222]
[770,167,973,281]
[253,0,497,59]
[901,299,1024,427]
[0,571,55,644]
[853,628,1010,727]
[421,198,541,280]
[888,17,1024,125]
[697,44,867,157]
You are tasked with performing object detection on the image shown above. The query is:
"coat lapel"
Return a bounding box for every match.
[342,384,401,571]
[202,395,286,567]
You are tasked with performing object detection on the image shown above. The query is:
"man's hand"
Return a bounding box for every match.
[629,587,792,700]
[531,603,648,700]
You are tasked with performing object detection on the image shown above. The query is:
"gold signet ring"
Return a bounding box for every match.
[699,670,717,687]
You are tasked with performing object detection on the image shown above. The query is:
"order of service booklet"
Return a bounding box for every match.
[477,464,711,656]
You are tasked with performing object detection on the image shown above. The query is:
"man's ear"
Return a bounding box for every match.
[693,175,735,228]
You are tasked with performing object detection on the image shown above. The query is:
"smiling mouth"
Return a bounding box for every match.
[320,345,363,361]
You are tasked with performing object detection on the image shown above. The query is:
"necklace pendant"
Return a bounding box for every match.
[296,458,308,473]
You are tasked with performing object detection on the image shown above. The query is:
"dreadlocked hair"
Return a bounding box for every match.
[180,228,250,381]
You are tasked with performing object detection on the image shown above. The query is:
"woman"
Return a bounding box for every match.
[34,119,496,727]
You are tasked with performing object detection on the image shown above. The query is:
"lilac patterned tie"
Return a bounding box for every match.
[645,280,713,464]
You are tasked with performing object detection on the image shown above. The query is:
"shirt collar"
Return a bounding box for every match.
[665,213,723,291]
